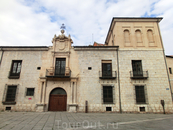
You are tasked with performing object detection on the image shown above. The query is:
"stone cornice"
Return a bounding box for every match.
[74,46,118,51]
[0,47,48,51]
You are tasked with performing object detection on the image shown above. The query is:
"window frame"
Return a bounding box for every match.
[135,86,146,104]
[2,85,18,105]
[26,88,35,96]
[55,58,66,76]
[102,63,112,77]
[6,86,17,102]
[132,60,143,77]
[9,60,22,79]
[102,86,114,104]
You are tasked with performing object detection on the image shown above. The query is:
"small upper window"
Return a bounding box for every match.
[88,67,92,70]
[9,60,22,79]
[37,67,41,70]
[147,29,154,42]
[26,88,35,96]
[169,68,172,74]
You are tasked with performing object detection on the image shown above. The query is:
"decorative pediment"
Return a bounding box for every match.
[52,26,73,43]
[51,24,73,52]
[57,34,68,40]
[52,34,73,43]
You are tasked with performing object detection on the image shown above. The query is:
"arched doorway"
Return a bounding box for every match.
[48,88,67,111]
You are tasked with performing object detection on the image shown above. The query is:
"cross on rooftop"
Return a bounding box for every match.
[60,24,66,30]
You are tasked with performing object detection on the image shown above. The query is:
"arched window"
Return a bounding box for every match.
[147,29,154,42]
[124,30,130,43]
[135,30,142,42]
[50,88,67,95]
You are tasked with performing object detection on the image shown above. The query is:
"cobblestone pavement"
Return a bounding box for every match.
[0,112,173,130]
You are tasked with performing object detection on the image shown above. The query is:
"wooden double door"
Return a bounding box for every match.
[49,94,67,111]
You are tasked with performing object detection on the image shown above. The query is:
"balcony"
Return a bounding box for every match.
[99,71,117,79]
[8,71,20,79]
[46,67,71,80]
[130,71,148,79]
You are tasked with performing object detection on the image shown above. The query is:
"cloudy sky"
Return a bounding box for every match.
[0,0,173,54]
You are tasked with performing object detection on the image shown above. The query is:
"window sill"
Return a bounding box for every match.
[8,76,20,79]
[103,103,114,104]
[136,103,147,105]
[2,101,16,105]
[99,77,116,79]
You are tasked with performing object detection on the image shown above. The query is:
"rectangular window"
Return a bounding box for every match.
[6,86,17,102]
[26,88,35,96]
[135,86,146,104]
[103,86,113,103]
[9,60,22,78]
[132,60,143,76]
[102,61,112,77]
[169,68,172,74]
[55,58,66,76]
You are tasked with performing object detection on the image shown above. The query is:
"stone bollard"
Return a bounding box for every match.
[85,100,88,113]
[161,100,165,114]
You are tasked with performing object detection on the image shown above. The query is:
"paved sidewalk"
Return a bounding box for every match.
[0,112,173,130]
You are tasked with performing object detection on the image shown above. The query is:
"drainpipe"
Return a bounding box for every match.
[157,20,173,101]
[0,48,4,67]
[117,47,122,113]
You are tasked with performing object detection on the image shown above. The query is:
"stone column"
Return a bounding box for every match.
[40,82,43,103]
[68,79,78,112]
[42,81,46,104]
[74,82,77,104]
[66,56,69,68]
[70,81,73,104]
[36,80,46,112]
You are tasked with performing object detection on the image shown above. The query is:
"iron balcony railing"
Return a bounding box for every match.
[99,71,117,79]
[8,71,20,79]
[46,68,71,78]
[130,71,148,79]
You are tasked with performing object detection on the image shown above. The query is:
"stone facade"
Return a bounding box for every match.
[166,56,173,95]
[0,17,172,113]
[0,48,48,111]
